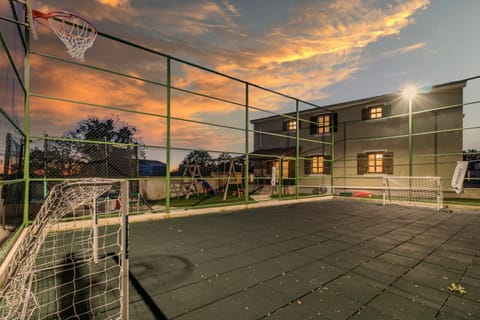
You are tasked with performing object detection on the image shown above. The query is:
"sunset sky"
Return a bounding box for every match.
[4,0,480,162]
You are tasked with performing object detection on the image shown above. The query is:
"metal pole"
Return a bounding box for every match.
[43,133,47,198]
[120,180,130,320]
[244,83,249,204]
[295,100,300,199]
[330,112,335,195]
[104,136,108,177]
[92,197,98,263]
[278,157,282,199]
[165,57,171,213]
[22,26,31,226]
[408,98,413,177]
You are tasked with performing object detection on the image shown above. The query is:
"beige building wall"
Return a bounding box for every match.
[252,81,465,195]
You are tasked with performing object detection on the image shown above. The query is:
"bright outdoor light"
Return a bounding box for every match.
[402,85,417,177]
[403,86,417,100]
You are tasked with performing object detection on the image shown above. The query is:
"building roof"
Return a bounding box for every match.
[251,78,467,123]
[250,147,297,158]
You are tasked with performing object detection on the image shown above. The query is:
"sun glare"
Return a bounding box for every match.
[402,86,417,100]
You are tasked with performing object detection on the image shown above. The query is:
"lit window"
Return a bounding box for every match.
[286,120,296,131]
[357,152,393,175]
[275,160,290,178]
[367,153,383,173]
[316,115,330,134]
[369,106,383,119]
[362,105,386,120]
[311,156,324,174]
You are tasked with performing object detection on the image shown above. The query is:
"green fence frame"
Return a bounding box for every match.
[16,20,333,220]
[2,0,480,238]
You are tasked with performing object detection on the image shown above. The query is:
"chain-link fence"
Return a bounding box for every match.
[2,0,480,257]
[1,1,28,255]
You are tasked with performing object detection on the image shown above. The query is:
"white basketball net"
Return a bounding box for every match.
[34,10,97,61]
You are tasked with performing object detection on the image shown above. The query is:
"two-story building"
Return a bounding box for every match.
[251,80,466,196]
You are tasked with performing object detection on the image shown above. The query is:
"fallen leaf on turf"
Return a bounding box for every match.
[447,283,467,295]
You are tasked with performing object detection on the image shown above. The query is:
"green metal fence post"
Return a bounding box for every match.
[278,157,282,199]
[22,30,31,226]
[165,57,171,213]
[244,83,249,204]
[295,100,300,199]
[408,98,413,177]
[330,112,335,195]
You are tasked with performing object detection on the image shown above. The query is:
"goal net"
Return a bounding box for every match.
[383,176,443,211]
[0,179,129,320]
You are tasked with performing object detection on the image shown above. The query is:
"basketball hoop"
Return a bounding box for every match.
[32,10,97,61]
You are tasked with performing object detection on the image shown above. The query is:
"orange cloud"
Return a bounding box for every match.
[217,0,429,104]
[26,0,431,158]
[233,0,429,86]
[95,0,130,7]
[29,53,246,152]
[380,42,428,60]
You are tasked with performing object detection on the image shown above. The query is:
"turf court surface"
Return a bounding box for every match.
[128,199,480,319]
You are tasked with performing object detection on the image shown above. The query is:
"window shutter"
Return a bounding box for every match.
[361,108,370,120]
[266,165,272,175]
[309,116,317,135]
[324,155,332,175]
[357,153,368,174]
[383,105,391,117]
[383,152,394,174]
[332,113,338,132]
[288,160,295,178]
[304,158,311,175]
[282,121,288,131]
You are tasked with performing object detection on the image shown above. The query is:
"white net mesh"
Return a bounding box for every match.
[0,179,128,319]
[383,176,443,211]
[34,10,97,61]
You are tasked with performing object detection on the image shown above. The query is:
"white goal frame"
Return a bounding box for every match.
[383,176,443,211]
[0,179,129,320]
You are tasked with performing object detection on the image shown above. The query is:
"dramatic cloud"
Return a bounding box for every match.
[379,42,428,60]
[219,0,430,99]
[27,0,431,158]
[95,0,130,7]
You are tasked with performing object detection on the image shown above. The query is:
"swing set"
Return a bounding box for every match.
[175,159,244,201]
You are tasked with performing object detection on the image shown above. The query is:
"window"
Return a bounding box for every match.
[275,160,290,178]
[312,156,324,174]
[367,152,383,173]
[283,119,296,131]
[357,151,393,174]
[362,104,389,120]
[304,155,331,175]
[369,106,383,119]
[316,115,330,134]
[310,113,337,135]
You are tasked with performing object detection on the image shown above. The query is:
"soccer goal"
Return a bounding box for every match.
[0,179,129,320]
[383,176,443,211]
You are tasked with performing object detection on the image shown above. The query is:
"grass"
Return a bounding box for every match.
[146,191,480,210]
[270,193,329,200]
[150,193,252,208]
[337,193,480,208]
[444,198,480,207]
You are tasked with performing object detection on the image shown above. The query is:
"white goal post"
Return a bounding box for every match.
[383,176,443,211]
[0,179,129,320]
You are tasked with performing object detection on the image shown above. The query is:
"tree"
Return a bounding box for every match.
[216,152,232,172]
[214,153,244,174]
[64,115,143,159]
[463,149,480,187]
[176,150,213,176]
[30,142,76,177]
[30,116,144,178]
[463,149,480,162]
